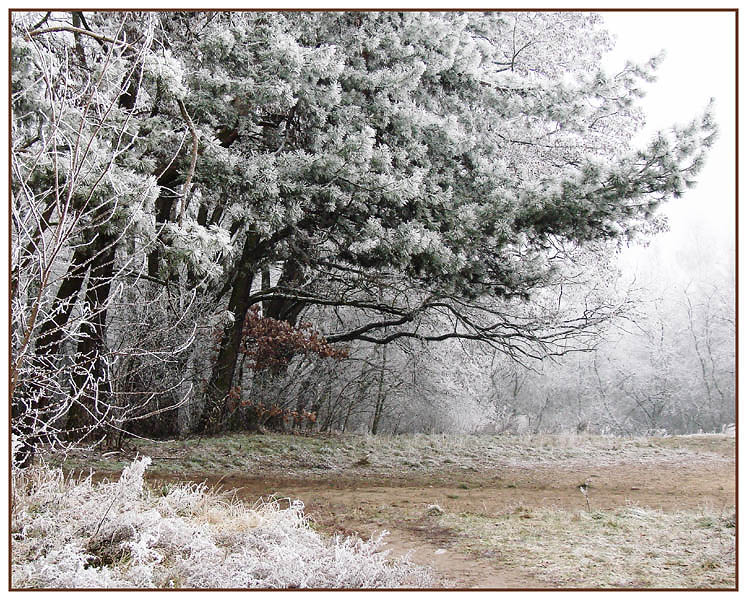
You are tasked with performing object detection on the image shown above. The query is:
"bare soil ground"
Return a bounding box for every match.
[61,433,736,589]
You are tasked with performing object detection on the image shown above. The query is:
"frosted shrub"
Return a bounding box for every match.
[11,459,432,589]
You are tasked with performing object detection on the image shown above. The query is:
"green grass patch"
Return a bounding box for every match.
[47,432,735,482]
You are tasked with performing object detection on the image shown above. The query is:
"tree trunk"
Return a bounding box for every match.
[250,259,307,432]
[66,232,117,441]
[371,345,387,435]
[261,268,271,314]
[13,238,94,466]
[198,234,259,433]
[148,165,181,279]
[264,258,305,324]
[35,244,91,356]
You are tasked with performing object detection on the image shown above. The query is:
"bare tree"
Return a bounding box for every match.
[11,12,198,465]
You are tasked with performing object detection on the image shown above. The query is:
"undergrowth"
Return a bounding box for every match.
[11,457,432,589]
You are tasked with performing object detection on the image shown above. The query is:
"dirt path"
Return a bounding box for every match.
[144,455,735,588]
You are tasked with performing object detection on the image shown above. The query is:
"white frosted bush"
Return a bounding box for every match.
[11,459,432,589]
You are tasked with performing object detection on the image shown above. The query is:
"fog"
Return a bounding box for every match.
[602,11,736,288]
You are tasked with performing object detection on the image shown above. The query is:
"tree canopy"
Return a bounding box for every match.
[11,10,717,446]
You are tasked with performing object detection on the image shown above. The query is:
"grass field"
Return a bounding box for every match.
[49,431,736,588]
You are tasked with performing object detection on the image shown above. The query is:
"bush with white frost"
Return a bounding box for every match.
[11,457,432,589]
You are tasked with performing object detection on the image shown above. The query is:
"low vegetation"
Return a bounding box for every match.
[11,457,432,589]
[53,431,734,478]
[29,432,734,589]
[442,506,736,588]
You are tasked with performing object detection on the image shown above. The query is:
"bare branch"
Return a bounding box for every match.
[26,25,130,48]
[177,98,199,226]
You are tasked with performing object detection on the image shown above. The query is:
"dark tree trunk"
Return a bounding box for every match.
[261,268,271,314]
[118,64,142,111]
[254,259,308,431]
[148,165,181,279]
[197,202,210,226]
[66,232,117,440]
[35,244,91,356]
[71,12,87,67]
[197,221,299,433]
[371,345,387,435]
[264,258,305,324]
[13,239,93,466]
[198,233,260,433]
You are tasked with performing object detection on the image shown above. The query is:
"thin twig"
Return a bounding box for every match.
[29,12,52,31]
[90,492,118,540]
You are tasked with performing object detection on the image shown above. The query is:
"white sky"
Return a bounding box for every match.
[600,11,737,288]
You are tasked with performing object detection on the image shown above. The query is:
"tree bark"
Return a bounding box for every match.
[148,165,181,279]
[66,232,117,440]
[371,344,387,434]
[13,238,95,466]
[35,244,91,356]
[198,222,300,433]
[264,258,305,324]
[198,233,260,433]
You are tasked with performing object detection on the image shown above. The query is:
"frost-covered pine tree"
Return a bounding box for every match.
[189,11,715,430]
[11,11,717,447]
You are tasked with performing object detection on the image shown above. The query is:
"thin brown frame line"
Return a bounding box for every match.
[732,6,739,594]
[6,7,741,12]
[7,7,738,592]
